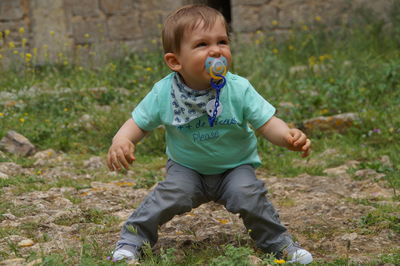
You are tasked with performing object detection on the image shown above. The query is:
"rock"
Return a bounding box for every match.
[323,165,349,176]
[248,255,262,265]
[0,172,9,179]
[0,162,23,175]
[0,131,36,156]
[355,169,385,180]
[301,113,360,133]
[26,259,42,266]
[0,258,26,265]
[33,149,56,160]
[2,213,16,220]
[379,155,393,168]
[17,239,35,247]
[84,156,104,169]
[341,232,358,241]
[289,65,308,75]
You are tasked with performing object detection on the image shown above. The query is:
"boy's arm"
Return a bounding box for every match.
[257,116,311,157]
[107,118,148,171]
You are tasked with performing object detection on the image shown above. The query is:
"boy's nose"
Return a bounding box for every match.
[209,45,221,57]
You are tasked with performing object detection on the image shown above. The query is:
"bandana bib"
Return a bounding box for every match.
[171,73,218,126]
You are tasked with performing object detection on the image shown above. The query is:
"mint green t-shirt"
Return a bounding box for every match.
[132,72,276,174]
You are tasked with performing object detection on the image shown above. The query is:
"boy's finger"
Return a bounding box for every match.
[301,139,311,157]
[294,133,307,146]
[107,151,117,171]
[117,149,130,170]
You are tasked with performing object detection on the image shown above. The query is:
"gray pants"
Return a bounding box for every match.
[117,160,292,253]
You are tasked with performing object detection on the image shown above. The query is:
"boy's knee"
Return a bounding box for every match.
[154,180,200,209]
[223,181,267,213]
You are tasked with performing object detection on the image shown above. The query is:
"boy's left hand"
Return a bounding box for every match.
[284,128,311,157]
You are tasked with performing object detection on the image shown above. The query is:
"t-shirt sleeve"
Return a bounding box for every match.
[243,83,276,129]
[132,89,162,131]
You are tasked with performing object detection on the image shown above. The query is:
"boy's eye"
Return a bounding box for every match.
[195,42,207,48]
[218,40,228,45]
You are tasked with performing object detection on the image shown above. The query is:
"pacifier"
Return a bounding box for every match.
[205,56,228,80]
[205,56,228,127]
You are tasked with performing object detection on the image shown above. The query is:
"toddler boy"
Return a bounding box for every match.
[107,4,313,264]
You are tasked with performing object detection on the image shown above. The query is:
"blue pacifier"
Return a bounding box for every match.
[205,56,228,127]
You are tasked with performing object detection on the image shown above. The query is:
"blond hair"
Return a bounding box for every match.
[162,5,229,54]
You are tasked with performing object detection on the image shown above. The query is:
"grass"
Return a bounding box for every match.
[1,5,400,265]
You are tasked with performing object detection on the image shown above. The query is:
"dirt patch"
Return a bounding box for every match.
[0,157,398,264]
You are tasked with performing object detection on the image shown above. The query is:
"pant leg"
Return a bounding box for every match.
[215,164,292,253]
[117,160,208,248]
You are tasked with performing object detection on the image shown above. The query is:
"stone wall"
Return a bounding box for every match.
[0,0,396,65]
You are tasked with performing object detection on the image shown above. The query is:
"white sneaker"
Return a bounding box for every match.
[111,244,140,262]
[284,242,313,264]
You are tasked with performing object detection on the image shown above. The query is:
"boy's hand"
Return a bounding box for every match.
[107,137,136,171]
[284,128,311,157]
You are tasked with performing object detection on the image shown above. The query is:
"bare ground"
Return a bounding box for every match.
[0,152,398,265]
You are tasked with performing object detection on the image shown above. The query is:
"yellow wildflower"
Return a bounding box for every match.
[0,113,4,117]
[308,56,317,67]
[315,16,322,22]
[319,108,329,115]
[19,27,25,34]
[145,67,153,72]
[19,118,25,123]
[37,170,42,175]
[217,219,229,224]
[274,259,286,264]
[288,45,294,51]
[84,33,90,38]
[33,48,38,57]
[50,30,55,36]
[272,20,279,26]
[9,42,15,49]
[302,25,309,31]
[25,53,32,63]
[13,50,19,55]
[255,39,261,45]
[22,38,27,47]
[64,108,68,112]
[272,48,279,54]
[5,29,10,36]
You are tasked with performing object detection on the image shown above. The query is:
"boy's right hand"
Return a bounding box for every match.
[107,137,136,171]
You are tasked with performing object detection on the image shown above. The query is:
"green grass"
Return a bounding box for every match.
[1,6,400,265]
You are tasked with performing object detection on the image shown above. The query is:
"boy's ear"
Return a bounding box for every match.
[164,53,182,72]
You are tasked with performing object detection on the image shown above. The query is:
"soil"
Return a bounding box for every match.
[0,152,398,265]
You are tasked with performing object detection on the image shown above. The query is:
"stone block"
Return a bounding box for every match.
[0,0,24,20]
[99,0,134,15]
[31,0,72,63]
[259,5,279,29]
[107,14,141,40]
[232,5,261,32]
[72,18,107,43]
[140,10,164,37]
[70,0,101,17]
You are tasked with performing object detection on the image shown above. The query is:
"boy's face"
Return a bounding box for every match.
[164,18,231,90]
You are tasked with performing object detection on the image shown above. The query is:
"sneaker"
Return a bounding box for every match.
[282,242,313,264]
[110,244,140,262]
